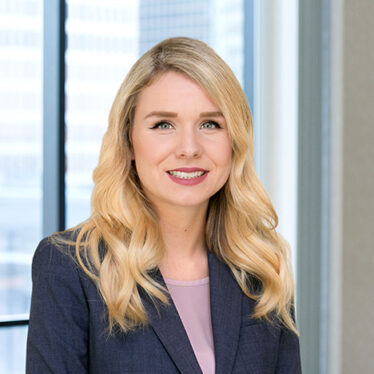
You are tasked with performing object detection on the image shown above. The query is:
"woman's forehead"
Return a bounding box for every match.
[134,71,221,116]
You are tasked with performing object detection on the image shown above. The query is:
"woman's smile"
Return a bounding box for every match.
[166,167,208,182]
[166,168,209,185]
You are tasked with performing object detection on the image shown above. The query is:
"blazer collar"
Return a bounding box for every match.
[142,251,243,374]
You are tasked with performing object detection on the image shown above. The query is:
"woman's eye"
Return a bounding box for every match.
[201,121,221,129]
[151,122,173,130]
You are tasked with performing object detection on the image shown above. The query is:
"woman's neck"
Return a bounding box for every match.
[156,203,209,280]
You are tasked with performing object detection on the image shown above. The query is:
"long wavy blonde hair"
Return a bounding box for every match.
[56,37,297,334]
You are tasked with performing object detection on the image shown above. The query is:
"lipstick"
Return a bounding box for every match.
[166,167,208,186]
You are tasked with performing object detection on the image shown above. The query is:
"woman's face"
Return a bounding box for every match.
[131,70,232,213]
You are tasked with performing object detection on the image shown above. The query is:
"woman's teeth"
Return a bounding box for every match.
[168,170,206,179]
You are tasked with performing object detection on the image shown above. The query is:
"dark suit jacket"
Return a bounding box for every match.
[26,237,301,373]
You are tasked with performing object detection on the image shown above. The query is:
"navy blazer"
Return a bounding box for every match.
[26,237,301,373]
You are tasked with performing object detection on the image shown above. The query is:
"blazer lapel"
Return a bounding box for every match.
[208,251,243,374]
[142,268,202,374]
[142,251,243,374]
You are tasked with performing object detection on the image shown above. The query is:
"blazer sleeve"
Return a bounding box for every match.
[275,323,302,373]
[26,238,89,374]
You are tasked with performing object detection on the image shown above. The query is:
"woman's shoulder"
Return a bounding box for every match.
[32,229,82,275]
[31,229,102,307]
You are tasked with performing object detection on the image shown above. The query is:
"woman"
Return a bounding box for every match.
[26,37,301,373]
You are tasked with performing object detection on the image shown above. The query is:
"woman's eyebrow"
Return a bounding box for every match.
[143,110,224,119]
[144,111,177,119]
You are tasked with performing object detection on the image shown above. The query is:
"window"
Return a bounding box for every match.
[1,1,250,372]
[0,0,43,372]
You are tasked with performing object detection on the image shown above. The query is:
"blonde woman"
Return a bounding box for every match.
[26,37,301,373]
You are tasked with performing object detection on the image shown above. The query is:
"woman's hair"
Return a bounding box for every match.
[54,37,297,334]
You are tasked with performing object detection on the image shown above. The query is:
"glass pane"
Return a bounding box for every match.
[66,0,244,228]
[0,326,28,374]
[65,0,139,227]
[139,0,244,84]
[0,0,42,316]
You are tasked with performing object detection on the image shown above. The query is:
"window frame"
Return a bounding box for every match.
[0,0,66,328]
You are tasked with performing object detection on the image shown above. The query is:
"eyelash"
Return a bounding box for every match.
[151,121,173,130]
[151,120,222,130]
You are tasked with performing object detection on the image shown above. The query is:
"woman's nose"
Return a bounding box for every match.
[176,128,202,159]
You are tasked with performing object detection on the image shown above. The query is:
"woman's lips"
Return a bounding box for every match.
[166,169,209,186]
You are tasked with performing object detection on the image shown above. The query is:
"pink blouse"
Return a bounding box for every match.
[164,276,215,374]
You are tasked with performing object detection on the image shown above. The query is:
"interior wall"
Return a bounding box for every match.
[330,0,374,372]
